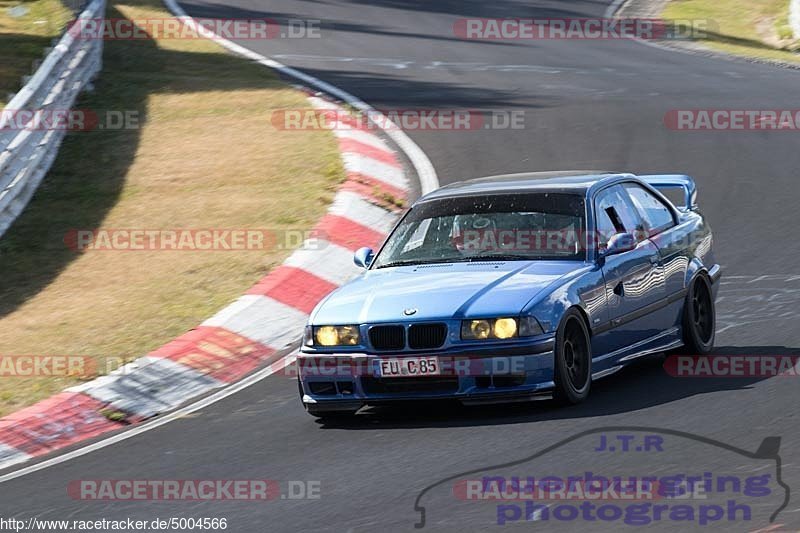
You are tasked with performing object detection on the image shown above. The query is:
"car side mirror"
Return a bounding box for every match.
[600,232,636,259]
[354,247,374,269]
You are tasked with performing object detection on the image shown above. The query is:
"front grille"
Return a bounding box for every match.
[369,325,405,351]
[408,323,447,349]
[362,376,459,394]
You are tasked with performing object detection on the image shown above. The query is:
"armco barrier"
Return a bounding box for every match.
[0,0,105,238]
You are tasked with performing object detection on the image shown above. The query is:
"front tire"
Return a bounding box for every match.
[680,274,715,355]
[553,308,592,405]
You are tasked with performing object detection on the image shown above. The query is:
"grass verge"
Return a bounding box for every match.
[0,0,345,416]
[0,0,72,105]
[663,0,800,63]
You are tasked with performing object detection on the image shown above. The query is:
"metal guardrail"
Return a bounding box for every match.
[0,0,105,238]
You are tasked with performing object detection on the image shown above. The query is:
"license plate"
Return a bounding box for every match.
[378,356,440,378]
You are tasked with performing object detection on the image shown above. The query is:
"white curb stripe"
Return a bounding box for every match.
[284,240,359,286]
[333,128,393,152]
[68,357,225,419]
[342,153,407,190]
[202,295,309,350]
[0,350,298,483]
[328,190,398,234]
[0,0,434,479]
[0,444,32,471]
[305,95,340,111]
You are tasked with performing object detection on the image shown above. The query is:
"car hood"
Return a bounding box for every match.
[311,261,585,324]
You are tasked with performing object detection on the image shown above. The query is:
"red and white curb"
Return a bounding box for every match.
[0,95,411,471]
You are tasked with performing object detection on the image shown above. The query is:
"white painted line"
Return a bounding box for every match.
[604,0,629,18]
[0,0,439,484]
[0,444,33,472]
[0,351,297,484]
[162,0,439,195]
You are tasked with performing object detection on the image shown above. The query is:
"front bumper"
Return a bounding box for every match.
[298,336,556,412]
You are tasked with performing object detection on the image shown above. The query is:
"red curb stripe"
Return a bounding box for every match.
[151,326,275,384]
[315,214,387,251]
[0,392,122,456]
[248,266,338,314]
[337,138,400,167]
[345,171,407,203]
[0,98,409,468]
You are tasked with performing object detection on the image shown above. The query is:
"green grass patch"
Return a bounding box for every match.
[663,0,800,62]
[0,0,72,105]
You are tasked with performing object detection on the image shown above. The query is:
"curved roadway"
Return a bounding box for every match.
[2,0,800,531]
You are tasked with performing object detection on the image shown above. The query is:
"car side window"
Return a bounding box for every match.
[624,184,676,236]
[594,185,646,248]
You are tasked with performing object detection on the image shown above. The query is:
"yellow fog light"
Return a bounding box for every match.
[468,320,492,339]
[493,318,518,339]
[338,326,360,346]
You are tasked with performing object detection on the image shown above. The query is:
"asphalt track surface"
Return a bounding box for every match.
[2,0,800,531]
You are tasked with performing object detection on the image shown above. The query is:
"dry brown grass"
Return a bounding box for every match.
[0,0,345,415]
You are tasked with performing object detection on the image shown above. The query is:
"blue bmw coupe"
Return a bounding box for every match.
[298,172,720,417]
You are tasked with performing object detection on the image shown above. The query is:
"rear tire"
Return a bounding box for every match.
[553,308,592,405]
[679,274,715,355]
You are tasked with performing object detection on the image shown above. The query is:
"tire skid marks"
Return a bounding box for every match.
[716,275,800,336]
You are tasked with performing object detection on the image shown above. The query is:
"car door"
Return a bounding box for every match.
[623,182,687,327]
[593,184,667,357]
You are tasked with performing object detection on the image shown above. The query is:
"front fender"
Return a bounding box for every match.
[522,264,607,334]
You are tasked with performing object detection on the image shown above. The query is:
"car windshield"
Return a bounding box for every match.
[372,193,587,268]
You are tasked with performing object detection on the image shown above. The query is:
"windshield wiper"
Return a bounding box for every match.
[375,258,458,269]
[462,254,533,262]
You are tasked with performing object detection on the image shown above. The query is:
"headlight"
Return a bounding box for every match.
[462,318,518,340]
[493,318,518,339]
[313,325,361,346]
[461,317,543,340]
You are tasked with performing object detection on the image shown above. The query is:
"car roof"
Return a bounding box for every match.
[416,171,637,203]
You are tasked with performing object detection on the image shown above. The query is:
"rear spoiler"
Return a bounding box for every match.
[639,174,698,211]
